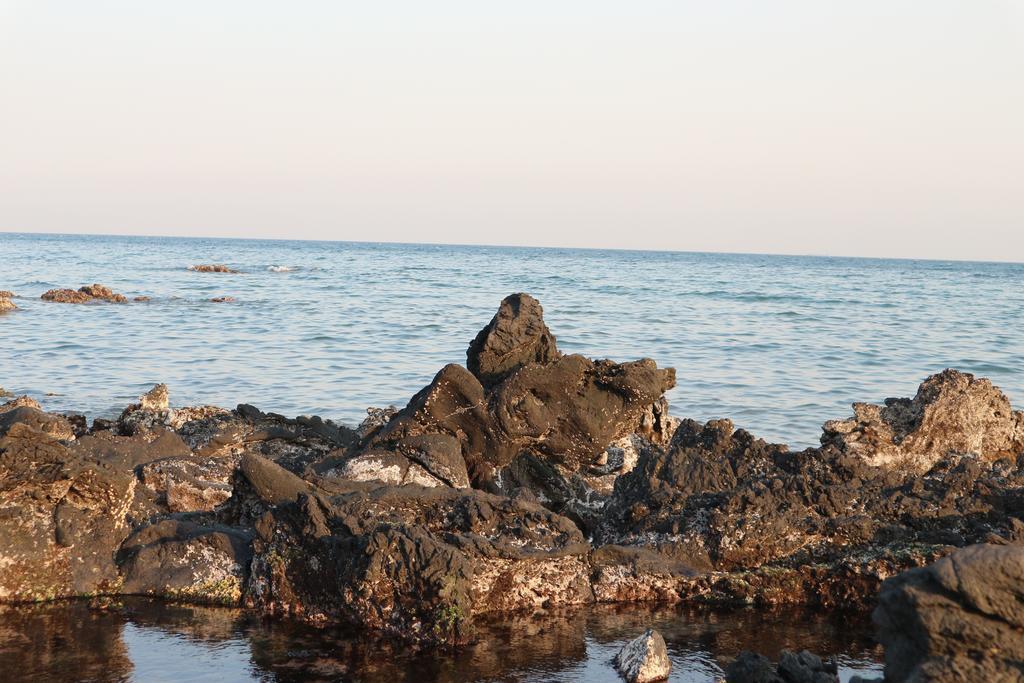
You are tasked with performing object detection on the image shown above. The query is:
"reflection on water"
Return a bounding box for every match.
[0,599,882,682]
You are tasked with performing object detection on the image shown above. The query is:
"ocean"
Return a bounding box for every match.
[2,232,1022,448]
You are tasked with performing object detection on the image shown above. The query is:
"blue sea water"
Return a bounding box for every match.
[2,232,1022,448]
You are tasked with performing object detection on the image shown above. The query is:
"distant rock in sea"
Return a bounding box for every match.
[189,264,240,273]
[41,284,128,304]
[209,296,236,303]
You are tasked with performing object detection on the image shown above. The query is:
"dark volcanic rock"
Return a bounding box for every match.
[466,293,560,387]
[118,519,252,605]
[594,411,1024,605]
[874,543,1024,682]
[359,296,675,491]
[241,456,591,642]
[489,355,675,472]
[724,649,838,683]
[823,369,1024,472]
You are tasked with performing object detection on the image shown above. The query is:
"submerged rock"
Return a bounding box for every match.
[209,296,236,303]
[41,284,128,304]
[188,264,239,273]
[724,649,838,683]
[822,369,1024,472]
[874,543,1024,682]
[614,628,671,683]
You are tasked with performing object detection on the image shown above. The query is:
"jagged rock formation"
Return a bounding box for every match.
[357,294,675,500]
[822,369,1024,472]
[41,284,128,304]
[466,292,560,387]
[593,372,1024,606]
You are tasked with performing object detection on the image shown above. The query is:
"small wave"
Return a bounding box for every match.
[268,265,296,272]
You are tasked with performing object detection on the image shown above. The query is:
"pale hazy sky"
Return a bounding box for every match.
[1,2,1022,260]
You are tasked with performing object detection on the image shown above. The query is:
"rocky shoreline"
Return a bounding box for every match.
[3,293,1023,680]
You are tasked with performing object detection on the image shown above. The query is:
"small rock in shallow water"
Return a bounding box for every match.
[210,296,236,303]
[133,295,151,302]
[614,629,671,683]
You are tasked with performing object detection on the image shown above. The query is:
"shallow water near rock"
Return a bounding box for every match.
[1,599,881,682]
[3,232,1023,447]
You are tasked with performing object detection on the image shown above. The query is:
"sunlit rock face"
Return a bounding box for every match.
[822,369,1024,472]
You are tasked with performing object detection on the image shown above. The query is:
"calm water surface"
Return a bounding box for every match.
[2,232,1021,447]
[0,600,882,682]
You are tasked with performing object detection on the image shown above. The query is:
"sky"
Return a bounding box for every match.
[1,1,1022,261]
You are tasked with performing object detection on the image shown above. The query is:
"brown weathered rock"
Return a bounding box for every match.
[0,395,42,413]
[823,369,1024,472]
[77,284,128,303]
[118,519,252,605]
[0,406,76,441]
[466,293,560,387]
[138,454,238,513]
[209,296,236,303]
[188,264,239,273]
[41,288,91,304]
[41,284,127,304]
[0,297,16,312]
[874,544,1024,682]
[0,422,136,601]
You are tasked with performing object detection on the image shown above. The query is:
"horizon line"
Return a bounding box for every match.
[2,229,1022,267]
